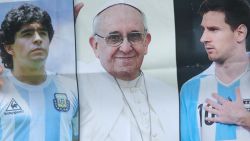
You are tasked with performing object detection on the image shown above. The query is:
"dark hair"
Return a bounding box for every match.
[199,0,250,36]
[0,3,54,69]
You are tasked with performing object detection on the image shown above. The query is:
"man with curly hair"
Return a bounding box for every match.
[0,4,78,141]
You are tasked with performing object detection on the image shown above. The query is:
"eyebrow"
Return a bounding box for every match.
[108,31,120,35]
[200,24,220,29]
[108,30,142,35]
[130,30,140,33]
[19,27,47,34]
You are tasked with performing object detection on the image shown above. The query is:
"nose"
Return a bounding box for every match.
[200,30,209,43]
[118,37,133,53]
[33,32,42,45]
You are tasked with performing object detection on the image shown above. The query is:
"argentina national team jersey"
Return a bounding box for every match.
[0,71,78,141]
[181,63,250,141]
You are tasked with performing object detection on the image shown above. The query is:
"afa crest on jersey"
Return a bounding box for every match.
[53,93,70,112]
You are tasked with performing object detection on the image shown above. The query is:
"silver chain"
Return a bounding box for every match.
[114,72,152,141]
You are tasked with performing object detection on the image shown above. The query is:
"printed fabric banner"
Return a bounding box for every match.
[75,0,179,141]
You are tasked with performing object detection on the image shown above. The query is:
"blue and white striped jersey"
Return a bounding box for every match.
[0,71,78,141]
[181,63,250,141]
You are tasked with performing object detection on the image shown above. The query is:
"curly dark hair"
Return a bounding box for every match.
[0,3,54,69]
[199,0,250,37]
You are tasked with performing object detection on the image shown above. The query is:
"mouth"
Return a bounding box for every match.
[115,56,136,62]
[115,56,135,59]
[205,47,214,50]
[115,54,136,58]
[30,48,48,58]
[31,48,46,53]
[205,46,215,53]
[114,56,136,65]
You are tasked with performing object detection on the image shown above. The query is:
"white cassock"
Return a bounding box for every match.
[79,71,179,141]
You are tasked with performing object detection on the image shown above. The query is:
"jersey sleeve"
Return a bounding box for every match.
[180,78,201,141]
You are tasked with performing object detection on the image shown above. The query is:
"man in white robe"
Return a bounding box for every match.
[79,1,179,141]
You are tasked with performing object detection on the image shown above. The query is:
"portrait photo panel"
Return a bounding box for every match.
[0,0,79,141]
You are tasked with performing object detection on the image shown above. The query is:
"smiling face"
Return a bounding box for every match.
[200,11,239,63]
[5,22,50,69]
[90,4,151,80]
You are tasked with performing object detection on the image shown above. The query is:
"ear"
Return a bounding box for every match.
[143,33,151,55]
[89,36,100,58]
[235,24,247,43]
[4,45,14,55]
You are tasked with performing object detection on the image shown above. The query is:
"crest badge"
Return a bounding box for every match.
[53,93,70,112]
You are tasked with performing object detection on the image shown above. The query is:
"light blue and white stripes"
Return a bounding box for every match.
[0,73,78,141]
